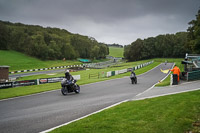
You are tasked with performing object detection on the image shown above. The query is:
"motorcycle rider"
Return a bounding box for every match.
[65,70,74,81]
[65,70,78,88]
[130,70,136,78]
[130,70,137,83]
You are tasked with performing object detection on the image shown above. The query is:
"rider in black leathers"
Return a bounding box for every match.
[130,71,136,78]
[65,70,74,81]
[130,70,137,84]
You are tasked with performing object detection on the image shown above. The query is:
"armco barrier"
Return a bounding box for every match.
[0,75,81,89]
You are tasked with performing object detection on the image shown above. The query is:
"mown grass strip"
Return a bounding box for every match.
[50,90,200,133]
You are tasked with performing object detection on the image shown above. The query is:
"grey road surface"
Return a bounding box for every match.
[1,63,175,133]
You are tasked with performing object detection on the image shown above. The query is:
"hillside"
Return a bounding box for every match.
[109,46,124,58]
[0,20,109,60]
[0,50,81,71]
[0,46,123,71]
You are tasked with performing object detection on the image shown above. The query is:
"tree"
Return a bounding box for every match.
[31,34,48,60]
[187,9,200,54]
[124,33,188,61]
[0,20,109,60]
[0,22,10,50]
[91,45,100,59]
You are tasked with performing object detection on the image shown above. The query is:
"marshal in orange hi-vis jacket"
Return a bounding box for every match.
[170,65,181,81]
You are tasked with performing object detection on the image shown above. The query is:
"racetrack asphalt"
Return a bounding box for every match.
[2,63,199,133]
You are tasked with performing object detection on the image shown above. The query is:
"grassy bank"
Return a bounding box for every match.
[50,90,200,133]
[0,46,123,71]
[0,50,81,71]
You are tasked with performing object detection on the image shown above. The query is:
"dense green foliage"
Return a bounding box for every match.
[107,43,123,48]
[124,9,200,61]
[186,9,200,54]
[0,20,109,60]
[124,32,188,61]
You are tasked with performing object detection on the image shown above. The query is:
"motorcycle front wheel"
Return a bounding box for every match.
[61,87,68,95]
[74,85,80,93]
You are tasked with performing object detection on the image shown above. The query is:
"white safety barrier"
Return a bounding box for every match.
[107,71,112,77]
[119,69,127,74]
[115,70,119,75]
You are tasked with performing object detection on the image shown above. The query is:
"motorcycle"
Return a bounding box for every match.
[61,78,80,95]
[130,75,137,84]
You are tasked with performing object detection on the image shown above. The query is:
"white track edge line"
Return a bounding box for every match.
[39,99,129,133]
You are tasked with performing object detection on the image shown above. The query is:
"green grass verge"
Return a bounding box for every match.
[109,46,124,58]
[0,60,158,100]
[50,90,200,133]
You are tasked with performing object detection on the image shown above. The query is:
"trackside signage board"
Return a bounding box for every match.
[0,82,13,89]
[0,75,81,89]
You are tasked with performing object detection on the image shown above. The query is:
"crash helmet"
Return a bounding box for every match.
[65,70,70,76]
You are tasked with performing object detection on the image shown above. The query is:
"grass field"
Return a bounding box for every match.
[0,50,82,71]
[108,46,124,58]
[50,90,200,133]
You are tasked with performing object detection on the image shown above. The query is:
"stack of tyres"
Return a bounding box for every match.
[172,74,178,85]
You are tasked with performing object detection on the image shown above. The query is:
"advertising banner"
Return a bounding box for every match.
[13,80,37,87]
[39,79,48,84]
[0,82,13,89]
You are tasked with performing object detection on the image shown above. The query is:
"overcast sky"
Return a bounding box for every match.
[0,0,199,45]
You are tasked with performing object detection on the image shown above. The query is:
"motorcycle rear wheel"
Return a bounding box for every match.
[131,79,134,84]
